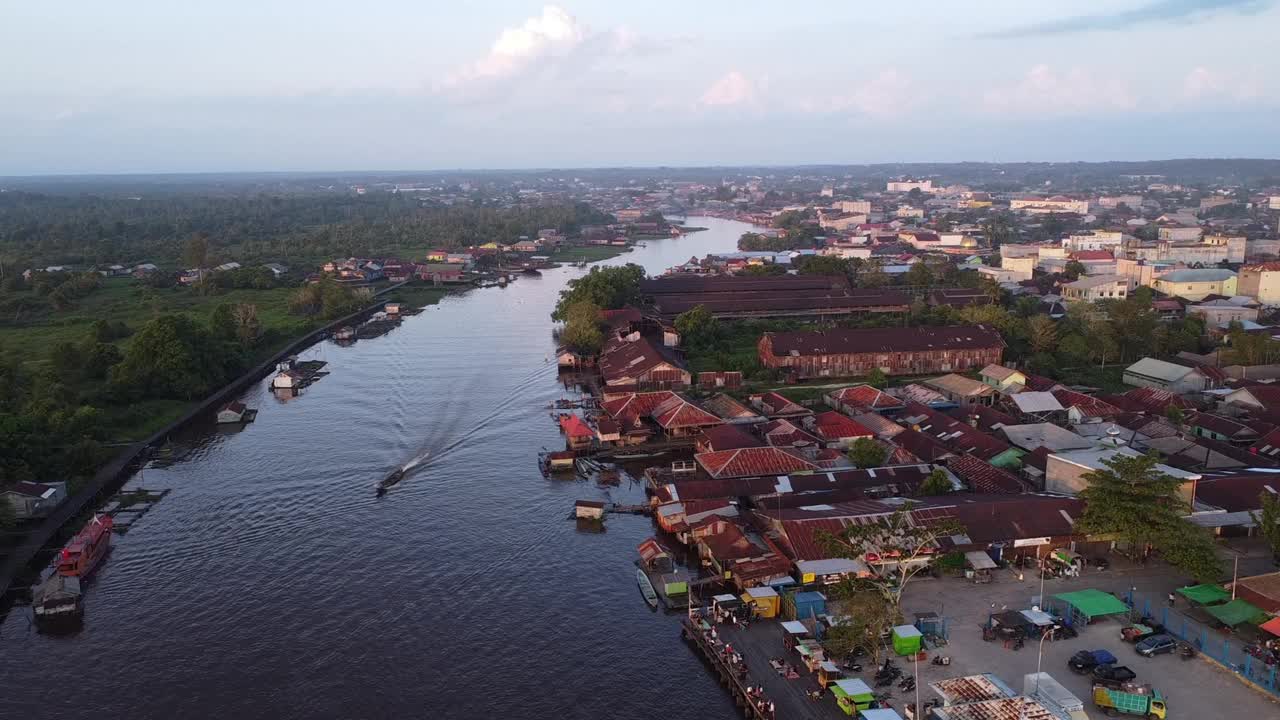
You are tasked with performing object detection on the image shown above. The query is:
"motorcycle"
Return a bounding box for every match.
[899,677,916,692]
[931,655,951,666]
[1179,643,1197,661]
[844,661,863,673]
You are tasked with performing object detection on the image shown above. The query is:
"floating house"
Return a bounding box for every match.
[574,500,605,521]
[216,401,249,424]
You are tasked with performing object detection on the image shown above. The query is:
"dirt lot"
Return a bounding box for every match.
[896,551,1280,718]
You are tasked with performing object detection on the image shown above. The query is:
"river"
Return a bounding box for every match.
[1,217,752,719]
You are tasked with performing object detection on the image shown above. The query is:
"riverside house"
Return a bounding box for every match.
[758,325,1004,380]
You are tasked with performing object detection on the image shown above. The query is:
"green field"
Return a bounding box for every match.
[0,278,456,441]
[546,245,632,263]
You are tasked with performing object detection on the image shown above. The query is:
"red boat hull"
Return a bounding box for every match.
[57,515,113,578]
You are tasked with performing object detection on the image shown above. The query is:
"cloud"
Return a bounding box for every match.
[443,6,584,87]
[1181,66,1263,102]
[700,71,759,107]
[979,0,1272,39]
[983,65,1137,115]
[827,70,914,117]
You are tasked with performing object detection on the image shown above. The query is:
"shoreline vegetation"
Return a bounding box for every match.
[0,197,618,535]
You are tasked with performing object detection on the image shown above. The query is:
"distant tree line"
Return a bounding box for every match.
[0,192,614,270]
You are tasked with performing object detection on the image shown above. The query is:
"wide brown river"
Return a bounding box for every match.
[0,217,749,719]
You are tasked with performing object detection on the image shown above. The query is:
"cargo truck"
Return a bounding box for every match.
[1092,684,1167,718]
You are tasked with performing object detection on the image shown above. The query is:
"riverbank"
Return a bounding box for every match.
[547,245,635,263]
[0,280,461,602]
[0,216,752,720]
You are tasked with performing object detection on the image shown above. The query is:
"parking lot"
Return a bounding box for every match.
[897,554,1280,718]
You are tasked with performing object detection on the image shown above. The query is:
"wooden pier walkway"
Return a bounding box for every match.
[709,622,853,720]
[682,618,775,719]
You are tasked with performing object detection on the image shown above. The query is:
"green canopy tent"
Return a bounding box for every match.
[1177,584,1231,606]
[1204,598,1268,627]
[1053,589,1130,627]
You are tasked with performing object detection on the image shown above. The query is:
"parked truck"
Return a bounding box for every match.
[1093,684,1167,718]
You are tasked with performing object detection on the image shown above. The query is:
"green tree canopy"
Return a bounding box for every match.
[110,315,232,400]
[560,301,604,354]
[1078,453,1222,581]
[552,264,645,321]
[674,305,717,350]
[848,437,888,469]
[918,468,953,496]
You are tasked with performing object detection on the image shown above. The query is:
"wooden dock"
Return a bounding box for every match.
[682,618,775,719]
[698,621,854,720]
[101,488,171,533]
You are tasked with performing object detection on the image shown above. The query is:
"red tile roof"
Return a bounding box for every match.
[752,391,811,417]
[1052,389,1121,418]
[695,446,823,479]
[698,424,764,452]
[1194,474,1280,512]
[809,411,875,441]
[559,414,593,439]
[760,419,823,447]
[829,384,905,410]
[651,395,723,430]
[1123,387,1191,414]
[1070,250,1115,261]
[763,325,1005,357]
[601,391,677,421]
[946,455,1025,494]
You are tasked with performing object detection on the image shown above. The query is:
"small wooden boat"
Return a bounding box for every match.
[33,574,84,630]
[637,568,659,608]
[376,451,429,497]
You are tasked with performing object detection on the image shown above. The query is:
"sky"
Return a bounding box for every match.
[2,0,1278,175]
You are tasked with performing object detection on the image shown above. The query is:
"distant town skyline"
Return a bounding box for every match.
[3,1,1279,175]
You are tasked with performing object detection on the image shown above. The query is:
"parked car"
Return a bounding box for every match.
[1092,664,1138,686]
[1136,634,1179,657]
[1070,649,1117,674]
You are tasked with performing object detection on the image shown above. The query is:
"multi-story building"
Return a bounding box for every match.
[1001,255,1037,277]
[886,179,933,193]
[1061,275,1132,303]
[835,200,871,214]
[1062,231,1124,252]
[1238,262,1280,305]
[1152,269,1237,301]
[1203,234,1247,264]
[1010,196,1089,215]
[758,325,1004,379]
[1157,225,1203,242]
[1098,195,1144,209]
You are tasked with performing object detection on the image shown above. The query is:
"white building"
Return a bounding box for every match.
[1061,274,1131,302]
[977,265,1030,284]
[1098,195,1144,209]
[887,180,933,193]
[1157,225,1203,242]
[1238,262,1280,305]
[1062,231,1124,252]
[835,200,871,214]
[1010,196,1089,215]
[1122,357,1210,393]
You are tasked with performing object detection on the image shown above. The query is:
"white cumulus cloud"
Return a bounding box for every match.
[1182,66,1262,102]
[442,6,585,89]
[983,64,1137,115]
[700,71,759,107]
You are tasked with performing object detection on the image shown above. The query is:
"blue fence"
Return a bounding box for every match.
[1122,591,1280,696]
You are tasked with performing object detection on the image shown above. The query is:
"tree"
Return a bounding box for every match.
[858,260,889,288]
[822,583,901,662]
[848,437,888,469]
[819,506,965,609]
[740,263,787,276]
[184,233,210,269]
[82,342,123,380]
[1063,260,1087,280]
[49,341,82,378]
[110,315,231,400]
[560,301,604,354]
[231,303,263,346]
[866,367,888,389]
[1027,315,1058,355]
[918,468,953,496]
[674,305,717,350]
[904,262,934,288]
[552,264,645,321]
[1251,491,1280,562]
[1077,453,1222,581]
[978,276,1005,305]
[1165,405,1185,425]
[797,255,850,277]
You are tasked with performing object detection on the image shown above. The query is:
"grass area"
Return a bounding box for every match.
[1056,364,1128,393]
[381,284,453,309]
[546,245,632,263]
[97,399,194,442]
[0,279,306,368]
